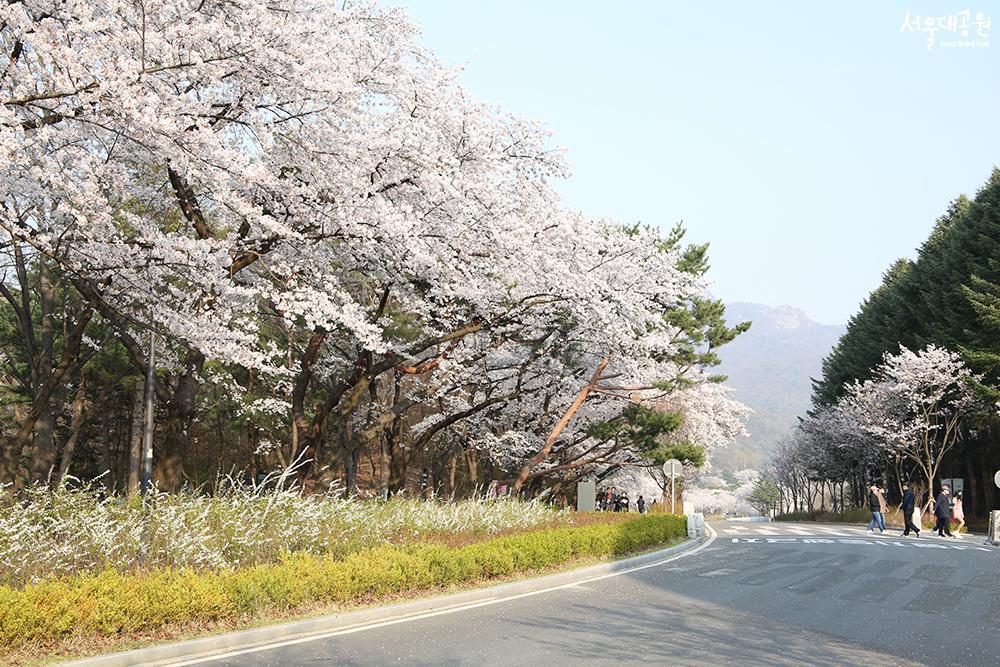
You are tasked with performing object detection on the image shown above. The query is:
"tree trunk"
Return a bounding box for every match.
[512,357,608,493]
[127,381,144,494]
[157,350,204,489]
[27,257,56,484]
[100,412,114,494]
[964,454,977,518]
[465,448,479,495]
[446,450,458,499]
[55,375,88,485]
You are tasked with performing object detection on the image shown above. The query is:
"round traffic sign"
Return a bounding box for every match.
[994,470,1000,489]
[662,458,683,477]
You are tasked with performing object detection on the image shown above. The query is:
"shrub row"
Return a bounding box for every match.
[0,514,686,651]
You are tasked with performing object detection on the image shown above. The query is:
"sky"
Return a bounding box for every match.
[392,1,1000,325]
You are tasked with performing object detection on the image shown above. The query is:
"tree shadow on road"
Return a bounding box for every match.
[507,580,914,666]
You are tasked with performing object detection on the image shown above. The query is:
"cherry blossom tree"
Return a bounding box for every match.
[844,344,978,509]
[0,0,749,494]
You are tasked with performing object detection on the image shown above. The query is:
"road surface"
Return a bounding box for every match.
[177,521,1000,666]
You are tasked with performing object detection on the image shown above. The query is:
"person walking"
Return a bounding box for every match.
[866,484,884,533]
[611,488,621,512]
[637,495,646,514]
[952,491,965,536]
[900,483,920,537]
[934,485,954,537]
[876,486,888,532]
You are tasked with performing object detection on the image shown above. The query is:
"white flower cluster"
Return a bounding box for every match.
[0,482,563,587]
[1,0,742,480]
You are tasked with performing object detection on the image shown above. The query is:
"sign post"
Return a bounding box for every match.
[662,459,683,514]
[986,472,1000,546]
[140,331,156,495]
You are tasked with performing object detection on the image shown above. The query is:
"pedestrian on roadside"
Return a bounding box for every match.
[866,484,884,533]
[900,482,920,537]
[637,495,646,513]
[619,490,630,512]
[952,491,965,536]
[876,487,888,532]
[934,485,954,537]
[611,488,621,512]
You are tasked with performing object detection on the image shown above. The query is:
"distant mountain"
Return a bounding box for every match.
[712,303,844,472]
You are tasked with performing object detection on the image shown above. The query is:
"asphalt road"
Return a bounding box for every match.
[183,521,1000,667]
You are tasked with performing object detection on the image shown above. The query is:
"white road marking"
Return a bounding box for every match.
[167,526,718,666]
[730,536,993,551]
[753,528,780,535]
[698,568,738,577]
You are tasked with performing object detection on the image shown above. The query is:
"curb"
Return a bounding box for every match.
[64,529,714,667]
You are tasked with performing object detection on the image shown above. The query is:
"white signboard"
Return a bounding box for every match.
[576,478,596,513]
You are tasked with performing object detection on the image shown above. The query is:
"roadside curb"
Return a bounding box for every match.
[64,527,715,667]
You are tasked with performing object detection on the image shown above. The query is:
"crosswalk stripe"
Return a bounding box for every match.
[754,528,780,535]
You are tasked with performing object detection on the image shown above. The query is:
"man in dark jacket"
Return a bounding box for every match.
[901,483,920,537]
[934,486,954,537]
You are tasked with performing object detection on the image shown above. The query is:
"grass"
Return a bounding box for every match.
[0,483,566,587]
[1,513,686,664]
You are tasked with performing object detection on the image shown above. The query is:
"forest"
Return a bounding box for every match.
[766,168,1000,520]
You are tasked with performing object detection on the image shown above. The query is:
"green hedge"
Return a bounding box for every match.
[0,514,685,650]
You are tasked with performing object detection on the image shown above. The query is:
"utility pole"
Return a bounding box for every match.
[140,331,156,494]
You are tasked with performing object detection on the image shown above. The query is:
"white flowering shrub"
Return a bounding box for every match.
[0,484,563,587]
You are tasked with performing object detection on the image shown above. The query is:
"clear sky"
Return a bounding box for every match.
[392,1,1000,325]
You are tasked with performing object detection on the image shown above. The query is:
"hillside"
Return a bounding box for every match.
[712,303,844,472]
